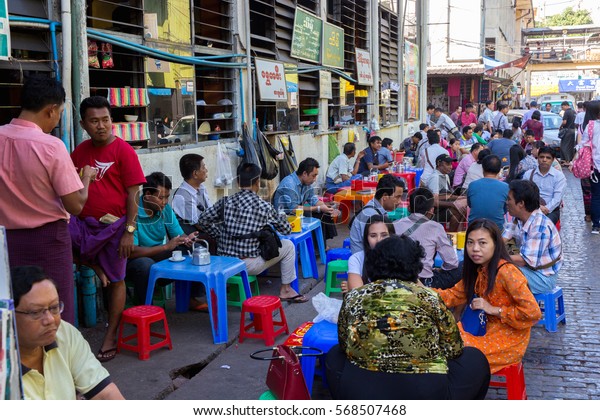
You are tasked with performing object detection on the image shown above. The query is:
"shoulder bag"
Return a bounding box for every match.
[250,345,323,400]
[572,120,595,180]
[460,294,487,337]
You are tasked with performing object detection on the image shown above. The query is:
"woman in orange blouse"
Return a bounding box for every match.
[436,219,541,373]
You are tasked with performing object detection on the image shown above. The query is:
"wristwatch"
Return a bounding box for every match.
[125,224,136,234]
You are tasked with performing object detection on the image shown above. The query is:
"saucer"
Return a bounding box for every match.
[168,257,186,262]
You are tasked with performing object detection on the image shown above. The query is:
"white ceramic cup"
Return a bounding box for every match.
[503,222,517,240]
[172,250,183,260]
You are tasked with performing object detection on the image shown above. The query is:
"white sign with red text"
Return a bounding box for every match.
[355,48,373,86]
[255,58,288,102]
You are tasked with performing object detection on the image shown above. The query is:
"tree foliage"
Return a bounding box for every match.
[538,7,593,27]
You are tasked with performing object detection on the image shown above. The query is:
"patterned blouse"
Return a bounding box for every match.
[338,279,463,374]
[436,260,542,373]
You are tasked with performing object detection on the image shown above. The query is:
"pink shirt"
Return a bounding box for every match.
[453,153,476,188]
[0,119,83,229]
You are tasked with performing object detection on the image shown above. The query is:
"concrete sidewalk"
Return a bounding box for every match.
[83,172,600,400]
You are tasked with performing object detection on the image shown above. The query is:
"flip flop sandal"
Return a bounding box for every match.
[96,347,117,363]
[279,294,309,303]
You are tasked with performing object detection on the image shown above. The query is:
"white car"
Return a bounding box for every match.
[507,109,563,148]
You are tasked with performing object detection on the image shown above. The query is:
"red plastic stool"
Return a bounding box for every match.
[239,296,289,346]
[489,363,527,400]
[117,305,173,360]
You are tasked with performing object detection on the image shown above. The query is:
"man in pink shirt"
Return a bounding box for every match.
[0,75,96,324]
[453,143,482,189]
[460,103,478,128]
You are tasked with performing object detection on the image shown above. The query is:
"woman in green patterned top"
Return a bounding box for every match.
[325,235,490,400]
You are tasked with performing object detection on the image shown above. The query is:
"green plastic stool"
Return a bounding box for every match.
[226,275,259,307]
[258,390,277,400]
[325,259,348,296]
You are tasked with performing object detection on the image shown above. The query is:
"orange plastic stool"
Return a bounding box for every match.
[239,296,289,346]
[489,363,527,400]
[117,305,173,360]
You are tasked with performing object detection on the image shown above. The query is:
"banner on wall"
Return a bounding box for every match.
[255,58,288,102]
[405,84,419,120]
[291,8,322,64]
[0,0,10,60]
[355,48,373,86]
[319,70,332,99]
[404,41,419,85]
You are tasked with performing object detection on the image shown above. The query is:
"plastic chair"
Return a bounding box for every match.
[325,259,348,296]
[117,305,173,360]
[227,275,259,307]
[533,286,566,332]
[300,321,339,393]
[239,296,289,346]
[489,363,527,400]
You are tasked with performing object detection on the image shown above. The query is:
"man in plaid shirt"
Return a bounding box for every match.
[197,163,308,303]
[504,180,562,294]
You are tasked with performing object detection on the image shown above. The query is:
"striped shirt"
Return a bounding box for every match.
[504,209,562,276]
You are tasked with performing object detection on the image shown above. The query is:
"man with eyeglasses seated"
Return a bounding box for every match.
[12,265,125,400]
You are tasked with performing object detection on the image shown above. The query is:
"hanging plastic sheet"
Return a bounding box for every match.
[328,134,340,164]
[214,141,234,188]
[278,135,298,181]
[255,126,280,180]
[239,123,262,171]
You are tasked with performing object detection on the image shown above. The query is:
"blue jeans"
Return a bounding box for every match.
[518,266,557,294]
[325,175,361,194]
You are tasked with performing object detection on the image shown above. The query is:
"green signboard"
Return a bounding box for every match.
[322,22,344,69]
[0,0,9,60]
[291,8,322,64]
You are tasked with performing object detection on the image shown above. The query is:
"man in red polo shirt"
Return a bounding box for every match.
[69,96,146,362]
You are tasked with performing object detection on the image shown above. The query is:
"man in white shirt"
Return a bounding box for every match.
[478,100,494,133]
[419,130,449,186]
[434,107,460,140]
[423,155,467,232]
[493,104,510,131]
[325,142,362,193]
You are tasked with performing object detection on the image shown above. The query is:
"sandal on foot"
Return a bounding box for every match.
[280,294,309,303]
[96,347,117,363]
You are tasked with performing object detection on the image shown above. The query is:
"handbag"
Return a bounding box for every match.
[572,121,595,180]
[250,345,323,400]
[461,294,487,336]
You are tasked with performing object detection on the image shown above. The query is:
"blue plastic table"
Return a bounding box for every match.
[434,249,465,268]
[279,217,326,292]
[146,255,251,344]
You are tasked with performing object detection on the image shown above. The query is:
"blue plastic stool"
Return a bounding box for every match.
[325,247,352,265]
[300,321,339,394]
[342,238,351,249]
[533,286,566,333]
[433,249,464,268]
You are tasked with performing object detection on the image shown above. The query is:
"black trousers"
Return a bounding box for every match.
[423,261,464,289]
[546,206,560,224]
[303,210,337,243]
[325,345,490,400]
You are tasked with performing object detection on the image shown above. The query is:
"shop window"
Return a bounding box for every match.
[193,0,234,50]
[87,0,144,36]
[195,66,237,141]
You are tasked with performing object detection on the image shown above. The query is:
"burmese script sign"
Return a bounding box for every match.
[322,22,344,69]
[291,8,322,64]
[355,48,373,86]
[255,58,288,102]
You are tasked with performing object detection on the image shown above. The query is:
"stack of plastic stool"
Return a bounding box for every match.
[239,296,289,346]
[226,275,259,307]
[300,321,339,394]
[489,363,527,400]
[533,286,566,332]
[325,260,348,296]
[117,305,172,360]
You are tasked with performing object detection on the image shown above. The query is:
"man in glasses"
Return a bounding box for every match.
[12,265,124,400]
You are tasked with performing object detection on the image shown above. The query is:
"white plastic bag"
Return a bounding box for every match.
[312,292,343,324]
[214,141,233,188]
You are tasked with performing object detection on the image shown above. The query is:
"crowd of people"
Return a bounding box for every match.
[3,74,596,400]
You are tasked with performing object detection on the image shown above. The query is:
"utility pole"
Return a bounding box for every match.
[72,0,90,146]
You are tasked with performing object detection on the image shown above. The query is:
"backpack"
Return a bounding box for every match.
[348,204,383,230]
[572,120,595,180]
